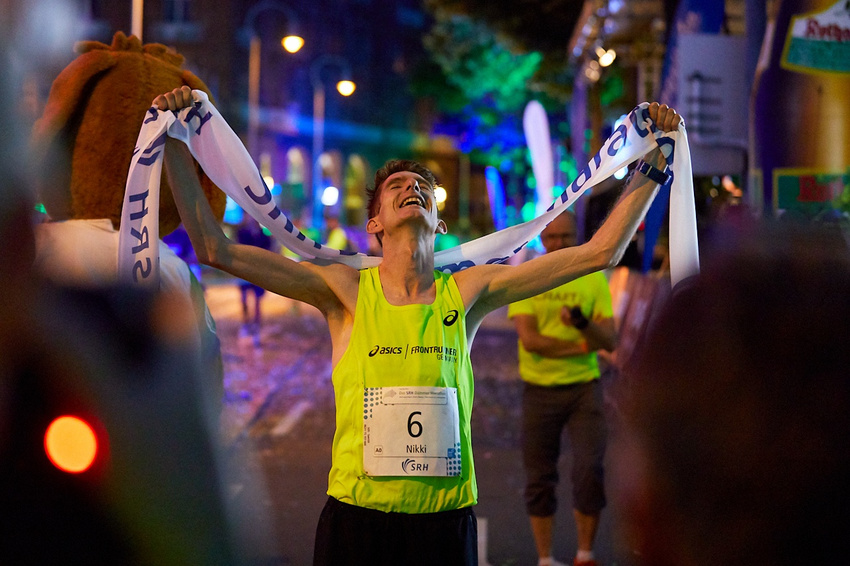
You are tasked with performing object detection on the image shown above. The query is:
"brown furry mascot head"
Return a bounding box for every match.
[32,31,225,235]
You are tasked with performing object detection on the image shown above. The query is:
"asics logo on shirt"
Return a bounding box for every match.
[442,309,459,326]
[368,345,403,357]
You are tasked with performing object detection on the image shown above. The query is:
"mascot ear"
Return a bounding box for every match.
[31,49,117,148]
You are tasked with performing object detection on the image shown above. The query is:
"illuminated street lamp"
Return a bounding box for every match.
[242,0,303,158]
[434,184,448,211]
[321,186,340,207]
[336,79,356,97]
[281,35,304,54]
[596,45,617,67]
[310,55,356,229]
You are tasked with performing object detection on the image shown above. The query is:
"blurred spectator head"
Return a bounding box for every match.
[540,210,578,253]
[611,219,850,566]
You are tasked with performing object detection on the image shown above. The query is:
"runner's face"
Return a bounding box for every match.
[379,171,437,224]
[368,170,447,242]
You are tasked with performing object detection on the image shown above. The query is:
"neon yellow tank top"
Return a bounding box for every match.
[327,267,477,513]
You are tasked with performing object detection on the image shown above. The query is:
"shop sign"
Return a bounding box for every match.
[781,0,850,75]
[773,167,849,215]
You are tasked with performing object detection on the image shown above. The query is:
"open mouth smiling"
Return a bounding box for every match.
[400,195,427,209]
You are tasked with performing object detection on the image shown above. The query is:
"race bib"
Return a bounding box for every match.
[363,386,462,477]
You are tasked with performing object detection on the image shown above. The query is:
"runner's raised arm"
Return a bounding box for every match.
[456,102,681,332]
[157,87,358,344]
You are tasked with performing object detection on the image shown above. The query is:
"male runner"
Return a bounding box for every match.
[156,85,680,565]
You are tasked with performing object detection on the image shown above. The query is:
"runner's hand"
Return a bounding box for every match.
[153,85,194,111]
[647,102,681,132]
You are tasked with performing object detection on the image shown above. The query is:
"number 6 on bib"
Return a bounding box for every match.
[362,386,462,476]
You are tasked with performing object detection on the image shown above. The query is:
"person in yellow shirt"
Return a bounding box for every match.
[324,214,351,252]
[155,85,680,566]
[508,211,617,566]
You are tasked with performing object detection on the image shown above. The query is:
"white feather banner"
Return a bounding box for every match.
[523,100,555,218]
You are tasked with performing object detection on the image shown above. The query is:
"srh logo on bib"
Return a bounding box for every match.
[442,309,458,326]
[368,345,403,357]
[402,458,429,474]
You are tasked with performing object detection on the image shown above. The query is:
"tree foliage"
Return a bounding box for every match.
[424,0,579,98]
[425,0,581,62]
[413,5,570,166]
[423,11,542,113]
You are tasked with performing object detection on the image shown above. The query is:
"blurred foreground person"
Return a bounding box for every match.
[0,144,243,565]
[611,220,850,566]
[0,29,243,565]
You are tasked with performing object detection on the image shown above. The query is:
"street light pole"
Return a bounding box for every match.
[312,85,326,230]
[310,55,355,231]
[242,0,303,159]
[248,35,262,159]
[132,0,143,40]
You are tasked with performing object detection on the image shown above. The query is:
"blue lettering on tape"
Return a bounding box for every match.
[438,260,476,274]
[128,190,149,221]
[629,107,651,138]
[143,107,159,124]
[130,226,149,254]
[607,123,628,157]
[184,103,213,135]
[133,258,152,282]
[243,184,272,206]
[137,132,167,166]
[657,136,675,166]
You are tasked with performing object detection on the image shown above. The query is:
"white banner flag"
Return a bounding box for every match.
[119,91,699,288]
